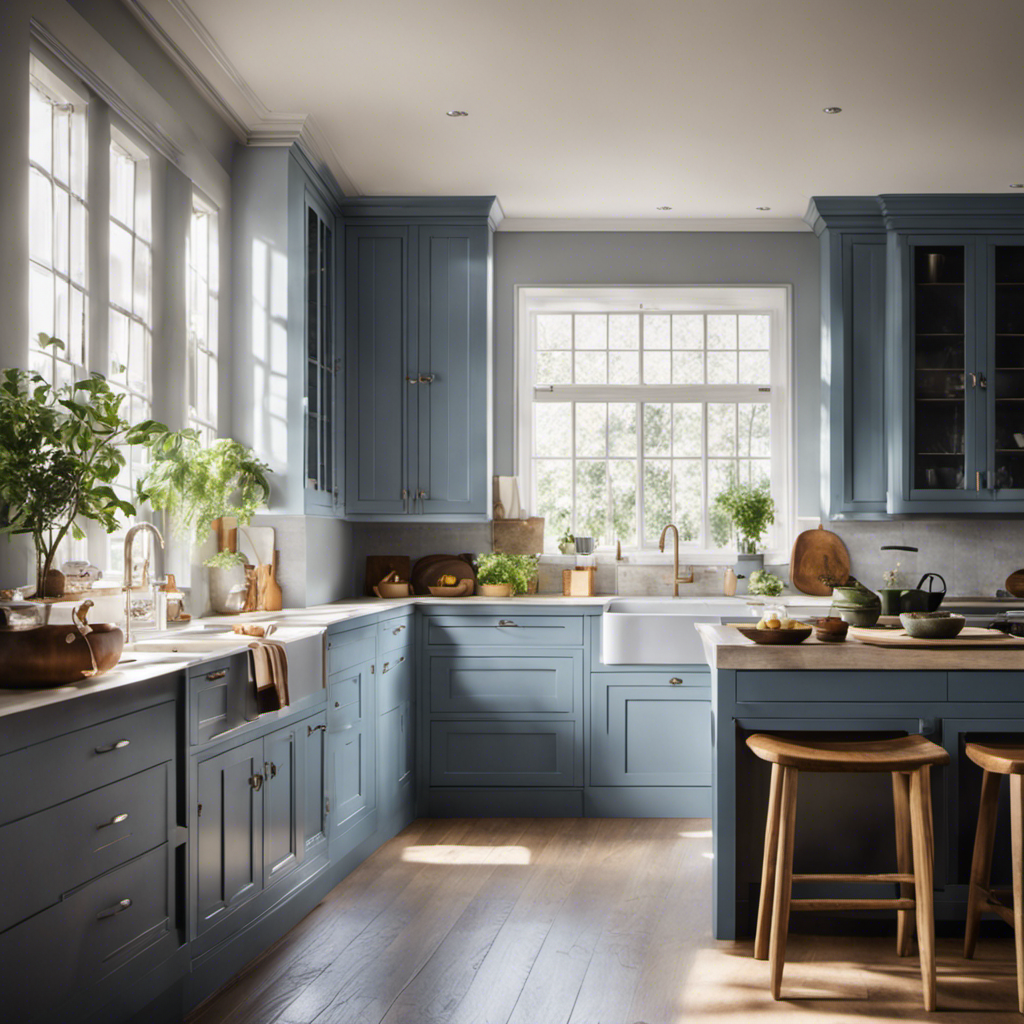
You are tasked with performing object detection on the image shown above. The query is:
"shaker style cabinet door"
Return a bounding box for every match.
[263,723,302,887]
[345,226,412,515]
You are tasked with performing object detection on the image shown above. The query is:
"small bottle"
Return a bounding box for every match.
[723,567,737,596]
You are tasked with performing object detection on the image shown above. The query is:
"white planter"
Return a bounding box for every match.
[208,563,248,614]
[733,553,764,596]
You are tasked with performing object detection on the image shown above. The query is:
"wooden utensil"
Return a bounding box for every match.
[1006,570,1024,598]
[262,551,283,611]
[364,556,412,597]
[790,525,851,596]
[848,625,1024,648]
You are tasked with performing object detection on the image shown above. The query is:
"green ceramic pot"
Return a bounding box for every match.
[831,580,882,626]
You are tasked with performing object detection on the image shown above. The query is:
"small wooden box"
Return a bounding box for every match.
[562,568,597,597]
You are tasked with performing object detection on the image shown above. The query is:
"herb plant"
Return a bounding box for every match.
[748,568,784,597]
[475,553,539,594]
[712,482,776,554]
[0,353,189,595]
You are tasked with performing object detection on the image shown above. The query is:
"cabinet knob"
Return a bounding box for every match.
[669,677,683,685]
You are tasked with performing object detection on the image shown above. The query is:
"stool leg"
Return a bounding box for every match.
[965,769,1001,959]
[893,771,916,957]
[909,765,937,1012]
[754,763,784,961]
[1011,774,1024,1014]
[769,765,798,1000]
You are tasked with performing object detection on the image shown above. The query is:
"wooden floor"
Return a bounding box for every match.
[188,817,1024,1024]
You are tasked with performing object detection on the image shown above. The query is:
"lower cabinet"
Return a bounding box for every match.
[327,658,376,846]
[380,699,415,823]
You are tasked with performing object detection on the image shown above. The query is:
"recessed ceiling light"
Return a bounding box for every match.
[822,106,843,114]
[1011,183,1024,189]
[755,206,771,211]
[656,206,673,211]
[446,110,468,117]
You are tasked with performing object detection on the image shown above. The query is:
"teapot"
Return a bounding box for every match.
[879,572,946,615]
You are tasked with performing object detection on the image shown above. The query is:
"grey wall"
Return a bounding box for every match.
[491,230,821,517]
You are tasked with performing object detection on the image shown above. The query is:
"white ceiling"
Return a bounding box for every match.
[130,0,1024,229]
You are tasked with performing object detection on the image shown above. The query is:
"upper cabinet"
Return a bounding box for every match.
[342,198,499,521]
[808,195,1024,518]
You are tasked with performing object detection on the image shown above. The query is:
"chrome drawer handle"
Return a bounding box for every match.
[669,677,683,685]
[98,812,129,829]
[340,722,354,731]
[308,723,327,736]
[418,374,435,384]
[95,738,130,754]
[97,897,132,920]
[382,661,390,674]
[498,620,518,627]
[392,625,406,635]
[205,669,227,681]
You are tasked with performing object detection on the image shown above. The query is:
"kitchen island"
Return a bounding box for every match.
[696,622,1024,941]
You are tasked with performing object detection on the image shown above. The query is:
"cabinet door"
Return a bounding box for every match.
[345,225,412,514]
[195,738,264,936]
[415,224,490,515]
[328,660,376,840]
[380,699,415,823]
[303,712,328,852]
[591,678,711,787]
[264,724,302,887]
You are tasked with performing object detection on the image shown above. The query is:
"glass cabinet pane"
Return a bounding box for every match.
[993,245,1024,490]
[913,245,966,491]
[305,205,334,502]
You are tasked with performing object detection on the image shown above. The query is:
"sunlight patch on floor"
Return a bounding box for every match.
[401,844,531,865]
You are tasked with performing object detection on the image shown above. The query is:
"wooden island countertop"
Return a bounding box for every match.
[695,622,1024,671]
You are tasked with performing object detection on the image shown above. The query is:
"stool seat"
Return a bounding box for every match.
[965,741,1024,776]
[746,733,950,773]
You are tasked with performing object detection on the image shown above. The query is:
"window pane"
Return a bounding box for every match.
[128,321,148,394]
[574,351,606,384]
[673,403,703,457]
[54,276,69,341]
[29,262,54,340]
[29,85,52,171]
[738,350,770,384]
[674,459,703,543]
[707,314,737,350]
[534,403,571,456]
[708,459,737,547]
[52,105,70,185]
[29,168,52,265]
[70,108,86,196]
[707,403,737,456]
[109,309,129,379]
[643,314,670,349]
[535,460,572,546]
[536,350,571,384]
[575,314,606,349]
[608,350,639,384]
[673,314,704,348]
[609,314,639,349]
[707,350,737,384]
[69,287,85,365]
[643,403,671,456]
[643,459,671,544]
[575,403,606,457]
[609,459,637,547]
[608,403,637,457]
[738,403,771,457]
[53,185,69,276]
[672,350,703,384]
[208,295,219,356]
[70,198,87,286]
[739,314,770,349]
[537,314,571,349]
[643,351,670,384]
[133,240,151,321]
[575,461,608,544]
[109,222,132,310]
[110,147,133,227]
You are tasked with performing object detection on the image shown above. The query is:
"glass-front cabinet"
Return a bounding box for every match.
[889,234,1024,512]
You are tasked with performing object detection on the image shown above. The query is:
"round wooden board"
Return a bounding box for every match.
[1006,570,1024,598]
[790,525,851,596]
[411,555,476,595]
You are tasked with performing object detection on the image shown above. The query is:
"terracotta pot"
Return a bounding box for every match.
[477,583,513,597]
[0,623,124,688]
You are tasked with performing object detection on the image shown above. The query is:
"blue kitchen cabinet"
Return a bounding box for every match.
[327,658,377,845]
[303,710,328,854]
[341,198,499,520]
[264,722,302,887]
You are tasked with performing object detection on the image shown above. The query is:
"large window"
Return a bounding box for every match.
[187,192,219,444]
[519,288,791,556]
[28,58,88,386]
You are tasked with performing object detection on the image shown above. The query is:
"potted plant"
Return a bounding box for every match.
[557,525,575,556]
[0,357,187,598]
[140,437,271,612]
[475,553,539,597]
[713,482,776,593]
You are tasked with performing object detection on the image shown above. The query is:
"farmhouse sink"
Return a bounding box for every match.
[601,597,756,665]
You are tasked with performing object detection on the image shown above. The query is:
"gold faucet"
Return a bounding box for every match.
[123,522,164,644]
[658,523,695,597]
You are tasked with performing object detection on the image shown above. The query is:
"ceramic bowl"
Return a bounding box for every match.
[899,611,966,639]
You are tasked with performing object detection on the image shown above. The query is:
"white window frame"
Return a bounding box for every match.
[187,190,219,445]
[516,285,794,562]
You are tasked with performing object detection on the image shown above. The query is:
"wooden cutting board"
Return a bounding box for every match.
[790,525,851,596]
[849,625,1024,648]
[1006,570,1024,598]
[364,556,412,597]
[411,554,476,595]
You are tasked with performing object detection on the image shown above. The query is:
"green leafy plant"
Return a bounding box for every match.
[713,482,776,554]
[558,521,574,549]
[475,553,539,594]
[140,438,271,567]
[0,355,189,595]
[748,568,784,597]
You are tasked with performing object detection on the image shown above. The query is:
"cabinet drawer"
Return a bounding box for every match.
[0,843,169,1021]
[330,660,372,714]
[430,720,578,787]
[429,654,579,714]
[328,624,377,675]
[0,700,175,824]
[0,761,170,932]
[190,655,251,746]
[736,671,946,703]
[426,615,583,648]
[379,652,414,714]
[597,671,710,689]
[949,672,1024,702]
[379,617,413,654]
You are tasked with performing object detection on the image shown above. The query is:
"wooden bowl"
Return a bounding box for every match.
[428,580,474,597]
[812,616,849,642]
[732,622,813,645]
[0,623,124,688]
[373,582,411,598]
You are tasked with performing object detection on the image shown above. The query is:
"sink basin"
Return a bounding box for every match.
[601,597,754,665]
[125,637,250,654]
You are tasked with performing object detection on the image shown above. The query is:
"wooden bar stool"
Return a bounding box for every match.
[964,742,1024,1014]
[747,733,950,1011]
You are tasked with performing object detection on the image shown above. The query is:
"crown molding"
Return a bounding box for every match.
[122,0,357,196]
[803,197,884,236]
[496,216,811,233]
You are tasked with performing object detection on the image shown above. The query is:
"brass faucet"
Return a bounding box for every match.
[658,523,695,597]
[123,522,164,644]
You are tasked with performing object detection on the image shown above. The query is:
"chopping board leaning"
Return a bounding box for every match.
[790,525,851,596]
